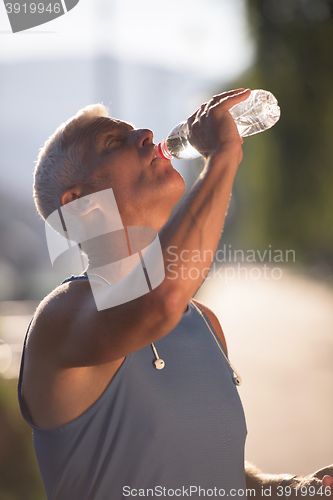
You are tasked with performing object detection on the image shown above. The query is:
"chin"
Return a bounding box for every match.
[167,166,186,197]
[149,169,186,222]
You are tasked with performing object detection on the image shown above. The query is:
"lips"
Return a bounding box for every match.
[151,144,173,166]
[152,144,163,161]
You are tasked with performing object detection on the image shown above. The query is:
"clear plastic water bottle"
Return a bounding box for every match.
[158,89,281,160]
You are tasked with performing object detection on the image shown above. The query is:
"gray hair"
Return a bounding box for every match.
[33,103,109,222]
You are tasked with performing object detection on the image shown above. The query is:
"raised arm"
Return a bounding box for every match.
[35,89,251,368]
[159,89,250,306]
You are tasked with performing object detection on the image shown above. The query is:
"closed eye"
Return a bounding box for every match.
[106,136,122,148]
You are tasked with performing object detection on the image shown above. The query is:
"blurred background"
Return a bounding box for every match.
[0,0,332,498]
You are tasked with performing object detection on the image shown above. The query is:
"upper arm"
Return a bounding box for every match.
[192,299,228,356]
[31,279,184,369]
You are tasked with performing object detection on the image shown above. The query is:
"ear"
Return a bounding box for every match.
[61,187,82,208]
[61,188,98,216]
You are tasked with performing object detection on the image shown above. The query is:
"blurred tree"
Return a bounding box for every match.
[0,379,46,500]
[224,0,333,272]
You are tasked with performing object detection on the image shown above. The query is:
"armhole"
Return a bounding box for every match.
[17,319,34,424]
[18,274,89,426]
[191,300,228,357]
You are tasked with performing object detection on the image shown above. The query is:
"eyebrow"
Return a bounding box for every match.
[93,119,135,149]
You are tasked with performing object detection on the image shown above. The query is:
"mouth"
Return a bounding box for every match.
[152,144,162,161]
[151,144,172,165]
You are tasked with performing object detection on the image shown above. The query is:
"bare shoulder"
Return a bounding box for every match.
[191,299,228,355]
[34,278,90,320]
[26,278,92,361]
[27,277,123,367]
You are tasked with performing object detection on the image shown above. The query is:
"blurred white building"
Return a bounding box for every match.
[0,55,216,197]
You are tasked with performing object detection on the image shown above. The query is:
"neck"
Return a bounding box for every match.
[83,224,162,272]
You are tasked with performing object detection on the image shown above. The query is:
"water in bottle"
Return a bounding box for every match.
[158,89,281,160]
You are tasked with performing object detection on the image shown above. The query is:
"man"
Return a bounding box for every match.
[18,89,332,499]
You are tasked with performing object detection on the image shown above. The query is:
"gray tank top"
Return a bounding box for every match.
[18,275,247,500]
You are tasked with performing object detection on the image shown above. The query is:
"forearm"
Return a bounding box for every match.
[245,462,332,500]
[245,462,296,498]
[159,145,241,304]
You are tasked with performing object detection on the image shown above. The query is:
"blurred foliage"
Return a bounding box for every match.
[223,0,333,271]
[0,378,46,500]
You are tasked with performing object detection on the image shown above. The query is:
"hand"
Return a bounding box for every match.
[186,88,251,160]
[309,464,333,499]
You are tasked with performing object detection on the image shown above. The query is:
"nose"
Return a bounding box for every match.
[134,129,154,148]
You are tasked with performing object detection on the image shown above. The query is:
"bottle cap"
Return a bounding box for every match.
[158,140,173,160]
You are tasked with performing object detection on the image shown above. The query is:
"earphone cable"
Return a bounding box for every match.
[191,301,242,386]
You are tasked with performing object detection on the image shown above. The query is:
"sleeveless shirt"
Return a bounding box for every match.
[18,275,247,500]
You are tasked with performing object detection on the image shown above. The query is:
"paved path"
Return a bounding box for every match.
[196,265,333,477]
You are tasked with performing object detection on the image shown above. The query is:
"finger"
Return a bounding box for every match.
[323,475,333,487]
[187,102,208,124]
[188,89,246,122]
[322,475,333,498]
[188,101,211,126]
[197,102,209,118]
[188,88,250,124]
[207,88,246,108]
[207,88,251,115]
[210,88,245,101]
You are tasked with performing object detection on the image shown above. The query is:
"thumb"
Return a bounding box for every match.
[322,475,333,499]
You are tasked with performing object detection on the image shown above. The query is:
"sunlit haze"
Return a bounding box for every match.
[0,0,254,81]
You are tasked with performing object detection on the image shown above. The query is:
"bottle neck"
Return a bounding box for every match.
[158,140,173,160]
